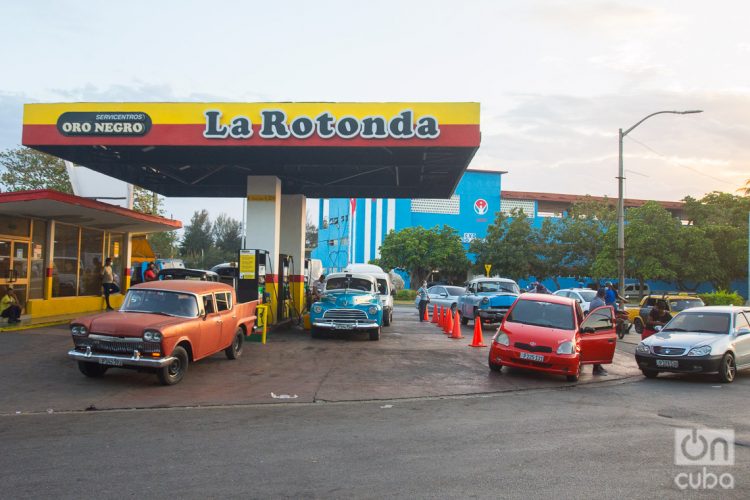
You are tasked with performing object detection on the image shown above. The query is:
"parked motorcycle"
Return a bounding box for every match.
[615,306,631,339]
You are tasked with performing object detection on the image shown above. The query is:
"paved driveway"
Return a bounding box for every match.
[0,306,641,414]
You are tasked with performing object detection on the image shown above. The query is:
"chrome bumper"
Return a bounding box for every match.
[312,320,379,330]
[68,347,175,368]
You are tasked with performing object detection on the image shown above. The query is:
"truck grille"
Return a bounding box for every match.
[514,342,553,353]
[322,309,368,321]
[74,334,160,355]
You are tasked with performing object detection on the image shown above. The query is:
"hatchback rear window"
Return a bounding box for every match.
[506,300,574,330]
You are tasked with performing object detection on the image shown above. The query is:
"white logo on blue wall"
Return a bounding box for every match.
[474,199,488,215]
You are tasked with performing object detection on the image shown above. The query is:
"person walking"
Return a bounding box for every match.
[587,288,609,376]
[1,286,22,324]
[417,281,430,322]
[101,257,120,311]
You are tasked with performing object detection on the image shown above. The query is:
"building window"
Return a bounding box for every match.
[109,233,123,285]
[79,228,104,296]
[29,220,47,300]
[52,224,79,297]
[410,195,461,214]
[500,199,535,216]
[0,215,30,238]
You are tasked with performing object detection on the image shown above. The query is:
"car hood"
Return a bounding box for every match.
[644,331,727,349]
[77,312,189,337]
[503,322,575,348]
[321,291,377,307]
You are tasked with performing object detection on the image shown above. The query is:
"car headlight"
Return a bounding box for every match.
[368,305,379,315]
[687,345,711,357]
[481,297,489,305]
[143,330,163,342]
[635,343,650,354]
[493,332,510,346]
[312,305,322,314]
[557,341,575,355]
[71,325,88,336]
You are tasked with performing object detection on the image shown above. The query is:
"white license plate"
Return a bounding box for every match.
[656,359,679,368]
[99,358,123,367]
[334,323,352,330]
[520,352,545,362]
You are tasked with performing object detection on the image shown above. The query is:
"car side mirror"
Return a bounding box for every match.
[654,325,662,332]
[440,293,448,298]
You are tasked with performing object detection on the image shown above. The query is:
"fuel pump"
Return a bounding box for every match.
[237,249,269,303]
[303,258,312,311]
[277,254,292,321]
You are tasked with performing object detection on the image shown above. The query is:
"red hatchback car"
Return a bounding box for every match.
[488,294,617,381]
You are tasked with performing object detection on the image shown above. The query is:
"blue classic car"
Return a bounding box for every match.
[457,277,520,325]
[310,272,383,341]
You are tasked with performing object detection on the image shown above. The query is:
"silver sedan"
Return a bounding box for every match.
[415,285,466,311]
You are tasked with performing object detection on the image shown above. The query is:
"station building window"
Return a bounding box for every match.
[52,223,80,297]
[79,228,104,296]
[29,220,47,300]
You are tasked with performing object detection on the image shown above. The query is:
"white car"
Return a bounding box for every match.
[553,288,598,314]
[343,264,394,326]
[635,306,750,383]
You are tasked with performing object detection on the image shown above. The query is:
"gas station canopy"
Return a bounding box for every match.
[22,102,481,198]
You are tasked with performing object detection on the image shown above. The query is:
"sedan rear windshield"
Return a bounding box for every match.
[669,299,704,312]
[662,312,730,334]
[506,300,574,330]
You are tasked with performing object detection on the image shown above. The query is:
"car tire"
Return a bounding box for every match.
[460,311,469,325]
[157,346,189,386]
[383,309,392,326]
[369,328,380,341]
[718,352,736,383]
[311,327,322,339]
[224,328,244,360]
[566,362,581,382]
[634,318,644,334]
[78,361,108,378]
[489,359,502,373]
[641,369,659,379]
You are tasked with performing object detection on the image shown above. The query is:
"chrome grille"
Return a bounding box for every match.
[652,346,687,356]
[322,309,368,321]
[514,342,553,353]
[74,334,160,354]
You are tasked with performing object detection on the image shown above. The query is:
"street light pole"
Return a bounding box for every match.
[617,110,702,295]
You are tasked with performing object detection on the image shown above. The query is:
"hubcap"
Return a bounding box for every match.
[726,357,735,381]
[169,359,181,377]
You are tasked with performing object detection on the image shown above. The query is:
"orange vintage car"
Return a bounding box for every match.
[68,280,258,385]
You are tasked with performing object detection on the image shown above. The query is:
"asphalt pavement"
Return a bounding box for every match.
[0,306,747,498]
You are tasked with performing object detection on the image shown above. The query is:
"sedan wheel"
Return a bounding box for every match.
[157,346,189,385]
[224,328,244,360]
[566,361,581,382]
[718,352,736,383]
[641,369,659,379]
[634,318,644,334]
[78,361,108,378]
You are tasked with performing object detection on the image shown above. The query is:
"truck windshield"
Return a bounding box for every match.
[121,289,199,317]
[506,300,574,330]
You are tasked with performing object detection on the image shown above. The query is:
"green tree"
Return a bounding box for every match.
[683,192,749,289]
[553,198,616,280]
[593,201,680,292]
[672,226,720,290]
[305,216,318,249]
[213,214,243,261]
[132,186,165,216]
[148,231,179,258]
[180,210,214,267]
[469,210,537,281]
[0,147,72,193]
[376,225,469,287]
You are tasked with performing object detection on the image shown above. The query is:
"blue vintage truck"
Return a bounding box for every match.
[457,277,520,325]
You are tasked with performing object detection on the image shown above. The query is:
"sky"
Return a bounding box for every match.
[2,0,749,228]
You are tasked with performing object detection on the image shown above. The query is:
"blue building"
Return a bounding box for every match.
[312,169,504,272]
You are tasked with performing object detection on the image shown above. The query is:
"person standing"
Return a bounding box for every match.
[312,273,326,302]
[604,282,617,306]
[417,281,430,322]
[101,257,120,311]
[643,300,672,340]
[144,262,157,282]
[586,288,609,376]
[1,286,21,324]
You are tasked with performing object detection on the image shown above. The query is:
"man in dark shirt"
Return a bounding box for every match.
[643,300,672,340]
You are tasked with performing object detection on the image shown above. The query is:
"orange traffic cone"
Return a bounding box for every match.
[431,304,438,323]
[423,304,429,321]
[468,317,487,347]
[437,306,444,328]
[450,310,463,339]
[444,307,453,334]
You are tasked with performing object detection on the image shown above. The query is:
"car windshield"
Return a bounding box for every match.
[477,281,519,294]
[662,312,730,334]
[578,290,597,302]
[121,289,199,317]
[506,300,574,330]
[326,277,374,293]
[445,286,466,297]
[669,298,704,312]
